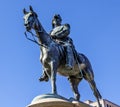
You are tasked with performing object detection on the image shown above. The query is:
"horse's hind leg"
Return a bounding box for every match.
[84,69,102,107]
[89,79,102,107]
[90,80,102,99]
[68,76,82,100]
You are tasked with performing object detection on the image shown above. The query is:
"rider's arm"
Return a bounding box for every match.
[56,24,70,39]
[50,24,70,39]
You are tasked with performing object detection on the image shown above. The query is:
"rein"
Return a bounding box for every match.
[24,30,83,77]
[24,30,48,48]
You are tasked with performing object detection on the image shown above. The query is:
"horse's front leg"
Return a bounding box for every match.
[50,60,57,94]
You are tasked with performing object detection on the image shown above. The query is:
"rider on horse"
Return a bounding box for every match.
[23,7,102,104]
[39,14,76,81]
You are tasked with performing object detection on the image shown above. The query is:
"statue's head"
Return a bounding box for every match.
[52,14,62,28]
[23,6,38,31]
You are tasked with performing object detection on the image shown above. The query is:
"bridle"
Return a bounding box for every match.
[24,13,48,48]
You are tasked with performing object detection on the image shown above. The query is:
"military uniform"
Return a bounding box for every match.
[50,23,75,69]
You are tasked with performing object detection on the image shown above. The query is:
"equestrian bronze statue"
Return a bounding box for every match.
[23,6,102,106]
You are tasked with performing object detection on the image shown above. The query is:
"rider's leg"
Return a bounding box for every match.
[65,46,74,69]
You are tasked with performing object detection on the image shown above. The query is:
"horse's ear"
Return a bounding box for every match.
[29,5,34,12]
[23,8,27,14]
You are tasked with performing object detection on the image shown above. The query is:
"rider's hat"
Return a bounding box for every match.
[52,14,62,28]
[53,14,62,22]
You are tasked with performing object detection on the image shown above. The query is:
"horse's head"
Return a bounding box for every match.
[23,6,38,31]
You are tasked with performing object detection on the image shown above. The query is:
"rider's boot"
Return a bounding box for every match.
[65,46,74,70]
[39,71,49,82]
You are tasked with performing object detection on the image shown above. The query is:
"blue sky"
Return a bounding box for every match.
[0,0,120,107]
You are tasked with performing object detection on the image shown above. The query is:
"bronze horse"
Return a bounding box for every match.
[23,6,102,106]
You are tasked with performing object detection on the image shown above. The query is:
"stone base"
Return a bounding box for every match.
[27,94,92,107]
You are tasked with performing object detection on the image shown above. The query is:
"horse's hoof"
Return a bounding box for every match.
[39,76,49,82]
